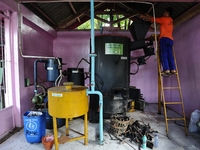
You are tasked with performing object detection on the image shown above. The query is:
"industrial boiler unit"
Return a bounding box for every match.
[89,18,154,119]
[90,35,131,118]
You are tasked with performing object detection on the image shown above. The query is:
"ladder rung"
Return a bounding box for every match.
[163,87,179,90]
[157,46,188,136]
[165,102,183,105]
[160,72,178,75]
[166,118,185,121]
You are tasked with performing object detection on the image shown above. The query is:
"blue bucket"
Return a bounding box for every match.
[23,111,46,143]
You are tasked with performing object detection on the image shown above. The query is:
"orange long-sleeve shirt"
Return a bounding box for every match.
[151,17,173,40]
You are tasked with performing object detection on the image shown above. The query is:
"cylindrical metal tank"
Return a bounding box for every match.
[45,59,59,82]
[67,68,85,86]
[90,35,131,117]
[48,83,88,118]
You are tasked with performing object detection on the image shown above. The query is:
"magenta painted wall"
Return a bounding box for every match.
[20,3,56,127]
[0,106,14,139]
[0,0,56,139]
[54,31,91,73]
[173,14,200,119]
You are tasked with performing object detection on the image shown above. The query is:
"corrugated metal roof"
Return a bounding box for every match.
[21,1,200,31]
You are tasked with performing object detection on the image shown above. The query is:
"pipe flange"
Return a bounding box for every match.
[63,82,74,86]
[63,82,74,90]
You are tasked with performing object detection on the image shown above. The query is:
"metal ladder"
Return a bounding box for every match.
[157,45,188,136]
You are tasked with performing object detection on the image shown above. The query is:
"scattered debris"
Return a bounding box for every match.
[107,115,158,149]
[122,120,157,149]
[104,125,137,150]
[122,120,156,149]
[58,134,70,144]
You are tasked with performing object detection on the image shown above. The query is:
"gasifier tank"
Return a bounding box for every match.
[90,35,130,116]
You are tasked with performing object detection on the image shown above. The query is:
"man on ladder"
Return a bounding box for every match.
[140,7,176,75]
[140,7,188,136]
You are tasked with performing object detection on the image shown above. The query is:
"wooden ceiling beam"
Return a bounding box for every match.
[58,2,104,28]
[30,3,57,27]
[65,16,90,30]
[69,2,81,22]
[174,3,200,28]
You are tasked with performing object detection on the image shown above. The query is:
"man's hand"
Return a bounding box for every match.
[140,14,146,19]
[139,14,152,21]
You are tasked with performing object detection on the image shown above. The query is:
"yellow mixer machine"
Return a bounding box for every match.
[48,82,89,150]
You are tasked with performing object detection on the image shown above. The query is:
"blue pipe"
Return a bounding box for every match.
[87,91,103,144]
[34,59,48,94]
[88,0,104,144]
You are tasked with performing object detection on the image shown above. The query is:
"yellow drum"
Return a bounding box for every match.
[48,82,89,150]
[48,84,88,118]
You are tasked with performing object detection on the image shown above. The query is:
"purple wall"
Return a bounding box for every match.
[0,0,56,139]
[54,31,91,73]
[174,14,200,119]
[20,4,56,126]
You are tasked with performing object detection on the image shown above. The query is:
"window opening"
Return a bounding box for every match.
[77,8,133,30]
[0,16,5,109]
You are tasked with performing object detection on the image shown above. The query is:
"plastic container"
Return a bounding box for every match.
[188,109,200,132]
[42,135,54,150]
[154,134,159,148]
[142,135,147,149]
[23,111,46,143]
[44,111,65,129]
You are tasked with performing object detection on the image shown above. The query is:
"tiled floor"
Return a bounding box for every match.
[1,103,200,150]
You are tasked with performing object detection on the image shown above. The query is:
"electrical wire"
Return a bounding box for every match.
[130,61,139,75]
[76,58,90,70]
[54,58,63,86]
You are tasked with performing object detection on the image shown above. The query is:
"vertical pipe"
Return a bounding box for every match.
[90,0,95,92]
[34,59,48,94]
[88,0,104,144]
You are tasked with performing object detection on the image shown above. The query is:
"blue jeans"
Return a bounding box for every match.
[160,37,175,71]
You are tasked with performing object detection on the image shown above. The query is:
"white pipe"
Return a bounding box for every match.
[17,2,55,60]
[18,2,64,85]
[54,59,63,86]
[18,2,63,89]
[127,1,158,53]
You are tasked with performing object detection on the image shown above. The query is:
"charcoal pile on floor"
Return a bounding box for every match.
[122,120,157,149]
[105,115,158,149]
